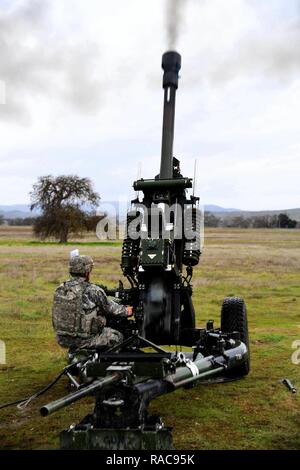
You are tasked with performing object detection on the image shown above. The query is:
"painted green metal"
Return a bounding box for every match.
[60,426,173,450]
[133,177,192,191]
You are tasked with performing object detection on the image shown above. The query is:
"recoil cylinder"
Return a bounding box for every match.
[183,207,201,266]
[121,211,141,275]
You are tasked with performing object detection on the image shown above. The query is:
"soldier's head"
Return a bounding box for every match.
[69,255,94,281]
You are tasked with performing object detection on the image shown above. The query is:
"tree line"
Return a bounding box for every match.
[3,209,299,231]
[205,212,299,228]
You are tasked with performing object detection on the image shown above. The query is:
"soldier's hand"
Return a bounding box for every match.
[126,306,133,317]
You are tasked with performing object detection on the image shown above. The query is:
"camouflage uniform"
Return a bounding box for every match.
[52,255,127,350]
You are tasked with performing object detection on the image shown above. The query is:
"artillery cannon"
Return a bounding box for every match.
[41,51,250,450]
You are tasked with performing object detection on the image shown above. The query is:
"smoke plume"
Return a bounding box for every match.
[166,0,186,49]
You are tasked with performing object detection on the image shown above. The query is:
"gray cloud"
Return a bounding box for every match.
[0,0,102,124]
[209,19,300,85]
[3,0,299,129]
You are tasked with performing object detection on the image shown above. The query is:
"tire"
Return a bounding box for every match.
[220,297,250,377]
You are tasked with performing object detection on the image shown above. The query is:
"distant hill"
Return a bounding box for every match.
[0,203,237,218]
[1,203,300,222]
[204,205,240,213]
[0,205,38,219]
[0,210,33,219]
[0,204,32,212]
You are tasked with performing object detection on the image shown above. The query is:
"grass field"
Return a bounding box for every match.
[0,226,300,450]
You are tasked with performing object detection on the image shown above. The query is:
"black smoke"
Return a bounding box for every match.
[166,0,186,49]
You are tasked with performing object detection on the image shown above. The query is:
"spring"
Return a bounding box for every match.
[121,211,141,275]
[183,207,201,266]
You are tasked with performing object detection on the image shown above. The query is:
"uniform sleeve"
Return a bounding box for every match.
[88,285,128,318]
[106,298,128,317]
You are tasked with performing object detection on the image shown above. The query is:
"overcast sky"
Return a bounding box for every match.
[0,0,299,210]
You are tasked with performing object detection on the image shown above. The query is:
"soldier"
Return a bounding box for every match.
[52,254,132,351]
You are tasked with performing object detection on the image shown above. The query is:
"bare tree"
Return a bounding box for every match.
[30,175,100,243]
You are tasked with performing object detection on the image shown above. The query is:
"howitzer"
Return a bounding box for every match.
[42,51,250,450]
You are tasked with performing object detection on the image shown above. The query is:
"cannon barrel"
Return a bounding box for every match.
[160,51,181,179]
[40,372,121,417]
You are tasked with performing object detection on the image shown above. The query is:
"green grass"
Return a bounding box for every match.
[0,227,300,449]
[0,240,122,247]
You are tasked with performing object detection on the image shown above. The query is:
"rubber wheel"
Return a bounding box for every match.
[220,297,250,377]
